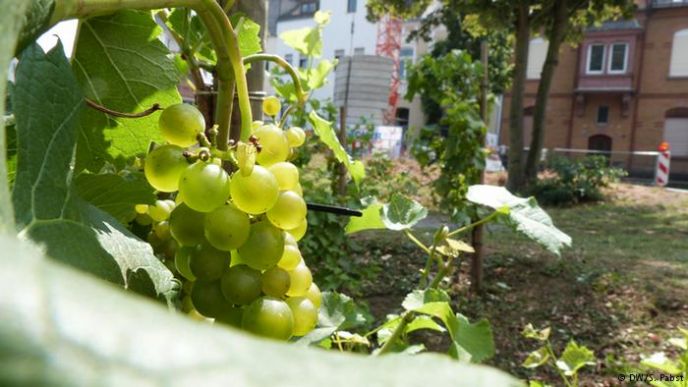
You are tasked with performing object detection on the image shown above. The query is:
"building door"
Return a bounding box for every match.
[664,118,688,157]
[588,134,612,153]
[523,106,534,149]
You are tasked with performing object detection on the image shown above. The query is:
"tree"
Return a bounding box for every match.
[368,0,635,192]
[523,0,635,186]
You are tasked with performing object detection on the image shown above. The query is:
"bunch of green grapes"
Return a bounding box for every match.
[140,100,319,340]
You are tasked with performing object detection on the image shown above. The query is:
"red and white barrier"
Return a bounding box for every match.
[655,142,671,187]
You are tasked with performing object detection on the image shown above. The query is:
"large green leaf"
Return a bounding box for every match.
[383,194,428,231]
[0,234,520,386]
[11,43,177,303]
[555,341,595,376]
[280,27,323,58]
[308,111,365,186]
[167,8,217,64]
[74,172,155,224]
[0,0,32,231]
[466,185,572,255]
[72,10,182,171]
[345,195,427,234]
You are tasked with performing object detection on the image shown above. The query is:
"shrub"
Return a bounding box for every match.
[532,156,627,206]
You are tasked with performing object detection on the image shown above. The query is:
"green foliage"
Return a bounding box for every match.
[74,172,156,224]
[309,111,365,187]
[466,185,572,255]
[346,194,427,234]
[406,50,486,219]
[11,43,177,303]
[522,324,595,387]
[0,234,521,387]
[531,156,627,206]
[73,10,182,172]
[640,328,688,387]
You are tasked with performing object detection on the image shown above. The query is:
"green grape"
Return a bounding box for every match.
[242,297,293,340]
[147,231,163,249]
[220,265,262,306]
[136,213,153,226]
[230,165,279,215]
[266,191,307,230]
[286,297,317,336]
[179,161,231,213]
[267,162,299,191]
[277,244,302,271]
[237,221,285,270]
[135,204,149,214]
[286,218,308,242]
[284,233,298,247]
[261,266,291,298]
[191,280,228,318]
[149,200,175,222]
[286,261,312,297]
[285,126,306,148]
[161,238,178,261]
[153,220,171,240]
[169,203,205,246]
[204,204,250,251]
[215,306,244,328]
[304,283,322,308]
[262,96,281,117]
[144,144,188,192]
[159,103,205,147]
[253,124,289,166]
[175,246,196,281]
[292,184,303,197]
[189,242,230,281]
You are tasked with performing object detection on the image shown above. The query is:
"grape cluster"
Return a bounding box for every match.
[140,101,320,340]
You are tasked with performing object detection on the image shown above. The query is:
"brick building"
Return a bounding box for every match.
[500,0,688,179]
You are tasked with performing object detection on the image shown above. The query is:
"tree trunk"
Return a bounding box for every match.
[524,0,569,185]
[506,2,530,193]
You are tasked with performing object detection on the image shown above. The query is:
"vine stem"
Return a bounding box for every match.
[376,312,414,356]
[85,98,162,118]
[243,54,306,105]
[51,0,252,145]
[447,210,500,238]
[403,230,431,255]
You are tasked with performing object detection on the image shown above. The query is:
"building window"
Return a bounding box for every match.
[285,54,293,65]
[527,38,548,79]
[301,2,317,14]
[664,108,688,156]
[588,134,612,153]
[395,107,410,129]
[399,47,415,79]
[597,106,609,124]
[354,47,365,56]
[670,29,688,76]
[608,43,628,73]
[587,44,606,74]
[299,56,308,68]
[347,0,357,13]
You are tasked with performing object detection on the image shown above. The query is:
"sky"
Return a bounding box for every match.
[8,20,78,82]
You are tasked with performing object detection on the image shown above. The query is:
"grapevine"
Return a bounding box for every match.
[138,99,320,340]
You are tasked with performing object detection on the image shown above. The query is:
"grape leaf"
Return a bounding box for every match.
[446,314,496,363]
[305,59,336,91]
[383,194,428,231]
[0,1,31,231]
[556,341,595,376]
[74,172,156,224]
[16,0,55,53]
[345,202,385,234]
[522,347,550,368]
[72,10,182,172]
[0,234,520,387]
[467,185,572,255]
[308,111,365,185]
[346,194,427,234]
[11,43,177,304]
[280,26,323,58]
[236,17,262,57]
[167,8,217,64]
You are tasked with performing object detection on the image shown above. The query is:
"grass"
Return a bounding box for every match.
[346,183,688,385]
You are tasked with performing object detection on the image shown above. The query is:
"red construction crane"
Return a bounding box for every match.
[375,15,403,125]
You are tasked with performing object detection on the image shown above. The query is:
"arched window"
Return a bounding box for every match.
[527,38,548,80]
[670,29,688,76]
[664,108,688,156]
